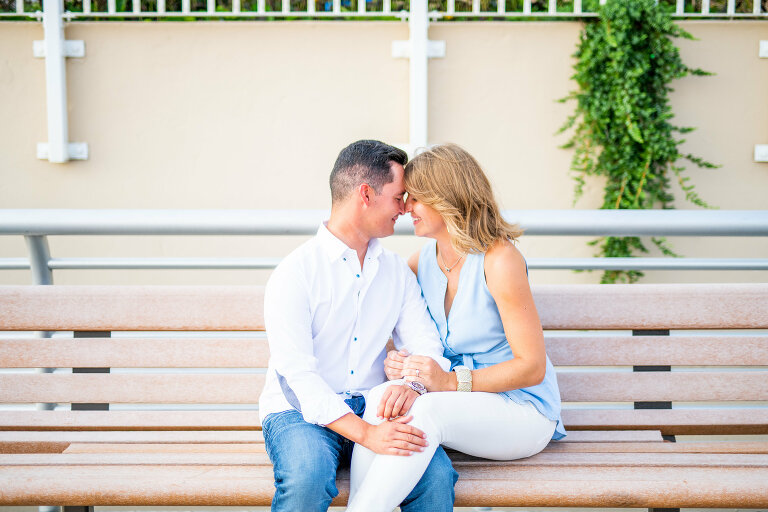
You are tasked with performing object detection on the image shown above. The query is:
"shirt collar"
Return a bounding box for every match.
[317,222,383,263]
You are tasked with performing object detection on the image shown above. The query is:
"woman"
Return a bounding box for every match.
[347,144,566,512]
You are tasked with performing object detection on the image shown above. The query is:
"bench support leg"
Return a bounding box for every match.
[649,509,680,512]
[63,507,93,512]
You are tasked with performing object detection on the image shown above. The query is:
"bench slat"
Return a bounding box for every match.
[4,335,765,368]
[1,465,767,507]
[0,411,262,431]
[535,283,768,329]
[3,370,766,403]
[563,409,768,435]
[3,409,767,434]
[0,338,269,368]
[60,441,768,455]
[2,451,768,467]
[558,371,768,401]
[0,374,264,403]
[3,284,767,331]
[547,335,768,366]
[0,286,266,331]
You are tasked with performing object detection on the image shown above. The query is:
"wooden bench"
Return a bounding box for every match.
[1,283,767,510]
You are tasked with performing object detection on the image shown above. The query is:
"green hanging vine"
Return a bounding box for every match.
[559,0,718,284]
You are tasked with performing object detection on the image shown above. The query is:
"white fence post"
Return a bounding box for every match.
[35,0,88,163]
[392,0,444,155]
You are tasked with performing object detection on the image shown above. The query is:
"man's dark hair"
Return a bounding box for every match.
[329,140,408,204]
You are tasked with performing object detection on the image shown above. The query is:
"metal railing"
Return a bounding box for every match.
[2,0,765,18]
[1,209,767,285]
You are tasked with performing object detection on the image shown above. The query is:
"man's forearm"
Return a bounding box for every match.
[326,412,371,445]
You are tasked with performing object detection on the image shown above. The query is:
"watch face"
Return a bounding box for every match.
[409,381,427,394]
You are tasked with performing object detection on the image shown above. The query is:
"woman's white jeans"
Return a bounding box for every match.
[347,380,556,512]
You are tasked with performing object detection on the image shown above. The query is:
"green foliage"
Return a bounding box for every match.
[559,0,718,284]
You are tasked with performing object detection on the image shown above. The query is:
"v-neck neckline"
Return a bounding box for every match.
[434,242,468,326]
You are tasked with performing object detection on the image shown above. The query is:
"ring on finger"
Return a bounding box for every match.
[416,369,420,377]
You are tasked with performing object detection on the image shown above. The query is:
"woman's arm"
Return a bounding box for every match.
[471,240,547,391]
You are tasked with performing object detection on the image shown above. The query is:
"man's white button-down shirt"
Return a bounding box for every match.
[259,223,450,426]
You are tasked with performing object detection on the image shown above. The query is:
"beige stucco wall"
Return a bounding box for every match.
[0,20,766,285]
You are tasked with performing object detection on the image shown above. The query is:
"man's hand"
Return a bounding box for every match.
[361,415,428,456]
[377,383,419,420]
[384,349,409,380]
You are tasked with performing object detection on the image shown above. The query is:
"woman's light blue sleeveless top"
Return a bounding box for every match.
[418,240,566,440]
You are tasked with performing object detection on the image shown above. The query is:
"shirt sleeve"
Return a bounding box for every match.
[264,262,354,426]
[391,258,452,372]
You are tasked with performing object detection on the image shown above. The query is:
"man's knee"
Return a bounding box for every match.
[401,446,457,511]
[264,412,342,510]
[422,446,458,490]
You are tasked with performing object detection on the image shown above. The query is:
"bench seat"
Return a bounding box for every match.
[1,284,767,509]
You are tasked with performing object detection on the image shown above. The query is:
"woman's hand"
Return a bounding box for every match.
[376,383,419,419]
[402,355,456,392]
[384,349,409,380]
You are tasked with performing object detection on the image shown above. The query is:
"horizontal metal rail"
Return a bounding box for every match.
[1,210,767,277]
[2,209,767,236]
[2,257,768,271]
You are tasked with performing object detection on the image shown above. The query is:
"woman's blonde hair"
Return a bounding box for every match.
[404,143,523,255]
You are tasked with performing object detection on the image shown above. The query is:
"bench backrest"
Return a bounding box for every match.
[1,284,767,435]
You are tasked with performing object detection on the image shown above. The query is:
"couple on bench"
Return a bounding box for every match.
[259,140,566,511]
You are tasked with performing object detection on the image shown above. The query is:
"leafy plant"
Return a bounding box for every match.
[559,0,718,283]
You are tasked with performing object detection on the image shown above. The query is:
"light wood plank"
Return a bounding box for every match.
[1,465,768,507]
[3,283,767,332]
[543,441,768,454]
[558,371,768,401]
[534,283,768,329]
[0,286,265,331]
[547,335,768,366]
[0,431,264,444]
[63,443,266,453]
[0,338,269,368]
[3,451,767,467]
[563,409,768,435]
[0,374,265,403]
[556,430,663,442]
[0,411,262,431]
[4,370,765,404]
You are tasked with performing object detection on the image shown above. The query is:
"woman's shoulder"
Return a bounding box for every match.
[406,251,419,276]
[484,238,527,278]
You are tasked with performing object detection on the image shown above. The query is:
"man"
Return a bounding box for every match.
[259,140,457,512]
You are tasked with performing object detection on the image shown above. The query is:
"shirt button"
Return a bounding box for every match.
[350,370,354,375]
[354,337,357,341]
[356,274,360,278]
[343,257,347,261]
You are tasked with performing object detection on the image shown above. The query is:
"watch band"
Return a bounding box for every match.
[453,365,472,392]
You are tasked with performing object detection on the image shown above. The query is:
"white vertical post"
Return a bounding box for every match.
[498,0,505,14]
[108,0,116,13]
[548,0,556,15]
[209,0,216,13]
[523,0,530,13]
[16,0,24,14]
[754,0,760,14]
[157,0,165,14]
[382,0,390,13]
[472,0,480,13]
[84,0,92,13]
[726,0,734,13]
[134,0,141,13]
[701,0,709,14]
[41,0,69,163]
[675,0,683,14]
[282,0,289,12]
[307,0,314,14]
[409,0,429,151]
[182,0,190,14]
[447,0,454,14]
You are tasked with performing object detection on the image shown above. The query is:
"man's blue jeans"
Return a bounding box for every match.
[263,396,457,512]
